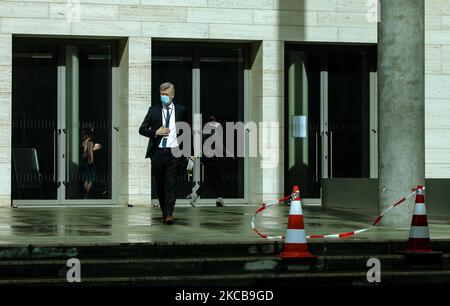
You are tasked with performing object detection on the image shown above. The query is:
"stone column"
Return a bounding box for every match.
[0,34,12,207]
[378,0,425,227]
[127,37,152,207]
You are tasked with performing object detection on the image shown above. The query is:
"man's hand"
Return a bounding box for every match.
[156,126,170,137]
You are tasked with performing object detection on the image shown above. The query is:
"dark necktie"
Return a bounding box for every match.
[161,106,171,148]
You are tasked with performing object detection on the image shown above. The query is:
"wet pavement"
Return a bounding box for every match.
[0,204,449,245]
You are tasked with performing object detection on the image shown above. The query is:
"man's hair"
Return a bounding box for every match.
[160,82,175,93]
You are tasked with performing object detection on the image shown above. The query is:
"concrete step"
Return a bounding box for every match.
[0,254,448,280]
[2,240,449,286]
[2,270,450,286]
[2,239,450,260]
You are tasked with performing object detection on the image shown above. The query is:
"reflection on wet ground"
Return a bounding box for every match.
[0,204,449,245]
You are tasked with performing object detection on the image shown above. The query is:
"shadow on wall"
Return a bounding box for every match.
[280,0,308,195]
[426,180,450,216]
[117,39,129,205]
[277,0,308,41]
[276,1,309,197]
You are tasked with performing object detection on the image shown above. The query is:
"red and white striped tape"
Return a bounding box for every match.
[252,188,418,240]
[251,194,292,240]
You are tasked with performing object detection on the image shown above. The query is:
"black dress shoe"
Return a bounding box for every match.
[164,215,174,225]
[216,197,224,207]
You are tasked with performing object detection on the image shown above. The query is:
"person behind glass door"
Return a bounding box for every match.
[139,82,188,225]
[187,115,225,208]
[80,126,102,199]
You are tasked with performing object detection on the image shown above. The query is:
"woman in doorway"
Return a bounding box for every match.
[187,116,226,207]
[80,127,102,199]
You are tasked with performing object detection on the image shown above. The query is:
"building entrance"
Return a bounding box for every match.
[285,45,378,203]
[12,38,117,205]
[152,42,249,204]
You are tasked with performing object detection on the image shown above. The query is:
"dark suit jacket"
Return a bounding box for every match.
[139,103,188,159]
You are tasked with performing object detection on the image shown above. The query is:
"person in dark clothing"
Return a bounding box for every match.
[138,82,189,225]
[187,116,225,207]
[80,127,102,199]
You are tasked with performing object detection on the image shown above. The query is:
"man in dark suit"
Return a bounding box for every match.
[139,82,188,225]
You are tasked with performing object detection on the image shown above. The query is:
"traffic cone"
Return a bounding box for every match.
[291,185,300,199]
[405,186,433,253]
[280,186,316,260]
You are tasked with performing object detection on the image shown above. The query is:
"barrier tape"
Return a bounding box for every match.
[251,194,292,240]
[252,188,419,240]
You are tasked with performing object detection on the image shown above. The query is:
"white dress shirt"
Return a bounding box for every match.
[159,103,179,148]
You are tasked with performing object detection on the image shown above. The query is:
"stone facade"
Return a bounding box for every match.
[0,0,447,207]
[425,0,450,179]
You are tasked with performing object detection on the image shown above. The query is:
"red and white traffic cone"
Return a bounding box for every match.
[291,185,300,201]
[405,186,433,253]
[280,186,316,260]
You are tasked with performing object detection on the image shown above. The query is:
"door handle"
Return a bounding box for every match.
[65,128,70,184]
[315,131,319,182]
[53,129,57,183]
[330,130,333,179]
[201,164,205,182]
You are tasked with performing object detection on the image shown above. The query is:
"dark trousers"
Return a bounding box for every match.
[196,158,222,198]
[151,148,181,217]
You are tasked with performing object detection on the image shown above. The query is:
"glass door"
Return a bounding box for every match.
[64,44,113,201]
[327,51,370,178]
[12,43,59,201]
[12,39,116,205]
[285,45,376,202]
[152,42,248,204]
[198,47,245,200]
[286,50,322,199]
[151,45,193,200]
